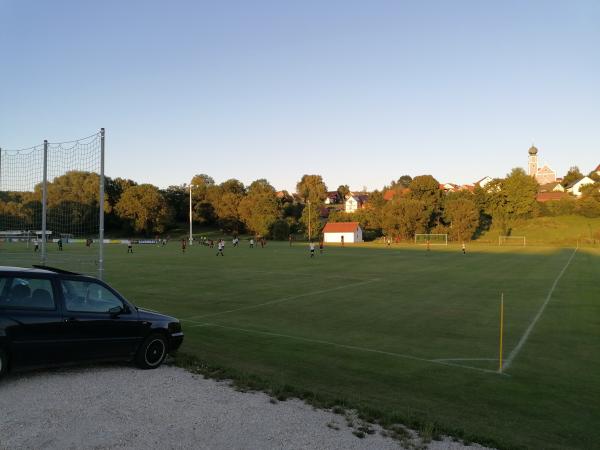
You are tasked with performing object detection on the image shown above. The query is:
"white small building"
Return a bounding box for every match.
[323,222,363,244]
[566,176,595,197]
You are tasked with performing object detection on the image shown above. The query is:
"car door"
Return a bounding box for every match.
[58,277,145,360]
[0,274,68,367]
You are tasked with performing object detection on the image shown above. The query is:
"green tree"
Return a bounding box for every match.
[561,166,584,188]
[207,179,245,232]
[299,201,322,240]
[115,184,173,234]
[270,219,290,240]
[443,195,480,241]
[162,185,188,223]
[238,179,280,236]
[576,184,600,218]
[296,174,327,204]
[396,175,413,188]
[337,184,350,201]
[502,168,539,218]
[190,174,216,225]
[408,175,442,228]
[382,197,429,240]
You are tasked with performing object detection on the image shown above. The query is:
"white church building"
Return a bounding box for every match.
[528,145,557,185]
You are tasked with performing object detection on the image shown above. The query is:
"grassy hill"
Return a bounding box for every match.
[476,215,600,246]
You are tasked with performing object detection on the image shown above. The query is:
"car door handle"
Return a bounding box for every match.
[64,317,78,322]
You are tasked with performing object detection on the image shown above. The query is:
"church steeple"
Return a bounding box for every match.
[528,144,538,177]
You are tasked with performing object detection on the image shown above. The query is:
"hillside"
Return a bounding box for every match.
[476,215,600,246]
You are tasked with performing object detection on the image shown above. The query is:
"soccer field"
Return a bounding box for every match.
[2,241,600,448]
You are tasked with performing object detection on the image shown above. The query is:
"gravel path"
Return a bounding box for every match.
[0,364,490,450]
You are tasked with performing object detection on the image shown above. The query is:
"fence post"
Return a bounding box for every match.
[41,140,48,265]
[99,128,105,279]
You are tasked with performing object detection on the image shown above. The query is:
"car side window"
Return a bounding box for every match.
[0,277,56,310]
[61,279,124,313]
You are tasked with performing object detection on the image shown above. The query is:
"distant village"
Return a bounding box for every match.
[296,145,600,215]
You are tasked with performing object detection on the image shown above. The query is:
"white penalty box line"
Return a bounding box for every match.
[185,322,508,376]
[181,278,508,376]
[181,278,381,321]
[502,247,578,371]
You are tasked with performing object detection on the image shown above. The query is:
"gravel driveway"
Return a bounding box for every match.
[0,364,489,449]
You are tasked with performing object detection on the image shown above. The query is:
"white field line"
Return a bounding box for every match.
[432,358,496,362]
[228,267,365,281]
[181,278,381,321]
[502,247,578,371]
[187,322,508,376]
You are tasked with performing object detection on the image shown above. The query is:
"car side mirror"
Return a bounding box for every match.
[108,305,124,316]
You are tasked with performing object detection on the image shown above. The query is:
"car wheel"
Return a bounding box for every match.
[135,333,168,369]
[0,348,7,379]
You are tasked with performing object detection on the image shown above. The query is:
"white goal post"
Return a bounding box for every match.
[415,234,448,245]
[498,236,526,246]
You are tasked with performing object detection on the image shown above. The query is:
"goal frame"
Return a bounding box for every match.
[498,235,526,246]
[415,233,448,246]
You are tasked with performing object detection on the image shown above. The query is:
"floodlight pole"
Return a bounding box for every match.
[189,183,193,245]
[41,140,48,265]
[308,200,311,241]
[99,128,105,279]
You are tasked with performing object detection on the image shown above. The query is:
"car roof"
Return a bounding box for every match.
[0,266,93,279]
[0,266,56,274]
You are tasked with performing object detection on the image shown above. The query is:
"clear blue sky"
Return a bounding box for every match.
[1,0,598,192]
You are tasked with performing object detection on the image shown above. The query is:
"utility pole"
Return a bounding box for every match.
[308,199,311,241]
[189,183,193,245]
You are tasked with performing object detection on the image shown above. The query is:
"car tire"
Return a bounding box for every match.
[135,333,168,370]
[0,348,7,379]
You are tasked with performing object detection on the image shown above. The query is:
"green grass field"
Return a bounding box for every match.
[2,240,600,449]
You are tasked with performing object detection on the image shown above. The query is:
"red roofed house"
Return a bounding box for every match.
[536,192,568,203]
[383,187,409,201]
[322,222,363,244]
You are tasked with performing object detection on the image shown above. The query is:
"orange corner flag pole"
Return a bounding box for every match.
[499,293,504,373]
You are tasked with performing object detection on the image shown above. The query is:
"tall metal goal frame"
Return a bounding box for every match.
[0,129,105,279]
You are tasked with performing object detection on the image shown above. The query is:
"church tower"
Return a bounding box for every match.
[528,145,538,177]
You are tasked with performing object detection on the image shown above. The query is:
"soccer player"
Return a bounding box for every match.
[288,234,292,247]
[57,238,63,251]
[181,238,187,253]
[249,238,254,248]
[462,242,466,254]
[216,239,225,256]
[340,235,344,247]
[319,240,324,254]
[34,240,39,252]
[127,240,133,253]
[309,241,315,258]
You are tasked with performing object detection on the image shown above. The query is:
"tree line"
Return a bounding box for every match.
[1,168,599,240]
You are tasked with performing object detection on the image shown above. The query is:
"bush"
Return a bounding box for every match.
[270,219,290,240]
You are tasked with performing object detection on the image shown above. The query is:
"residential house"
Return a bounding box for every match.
[538,182,565,193]
[566,176,595,197]
[324,191,340,205]
[345,193,369,212]
[475,176,493,188]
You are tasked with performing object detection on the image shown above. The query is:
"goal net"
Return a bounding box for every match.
[498,236,526,246]
[0,130,105,277]
[415,234,448,245]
